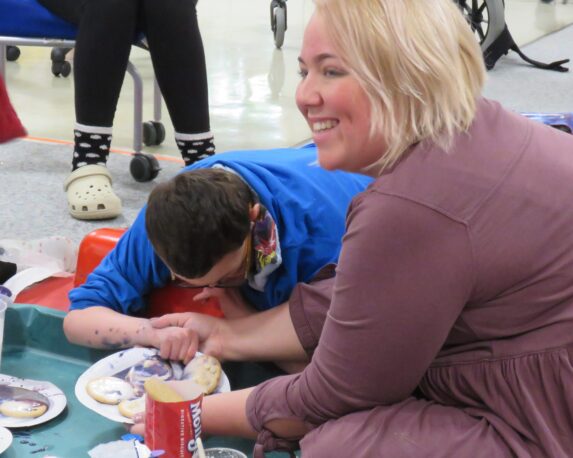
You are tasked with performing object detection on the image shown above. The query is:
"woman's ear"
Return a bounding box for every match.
[249,203,261,222]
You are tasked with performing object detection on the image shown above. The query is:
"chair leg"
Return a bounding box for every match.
[126,61,143,154]
[0,46,6,80]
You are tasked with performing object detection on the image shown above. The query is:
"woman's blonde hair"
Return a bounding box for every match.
[314,0,486,172]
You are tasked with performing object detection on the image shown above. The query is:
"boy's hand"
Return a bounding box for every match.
[150,312,224,361]
[148,325,199,364]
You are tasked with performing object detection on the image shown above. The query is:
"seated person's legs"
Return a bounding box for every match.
[39,0,136,220]
[142,0,215,165]
[300,397,514,458]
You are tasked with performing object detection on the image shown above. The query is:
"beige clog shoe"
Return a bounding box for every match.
[64,165,122,220]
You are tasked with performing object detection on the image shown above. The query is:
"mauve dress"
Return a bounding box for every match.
[246,99,573,457]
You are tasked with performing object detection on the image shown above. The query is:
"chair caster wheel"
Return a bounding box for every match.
[6,46,20,62]
[52,61,72,77]
[270,0,287,49]
[142,121,166,146]
[50,47,68,62]
[130,153,161,182]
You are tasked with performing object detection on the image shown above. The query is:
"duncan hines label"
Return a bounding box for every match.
[187,397,202,454]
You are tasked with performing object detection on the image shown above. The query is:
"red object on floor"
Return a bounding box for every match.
[74,227,129,287]
[15,227,223,318]
[15,275,73,312]
[0,75,26,144]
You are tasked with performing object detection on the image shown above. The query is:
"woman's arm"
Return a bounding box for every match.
[151,301,309,365]
[247,194,475,432]
[201,388,257,438]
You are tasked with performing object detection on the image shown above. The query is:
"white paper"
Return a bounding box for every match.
[3,266,69,298]
[88,439,151,458]
[0,236,77,296]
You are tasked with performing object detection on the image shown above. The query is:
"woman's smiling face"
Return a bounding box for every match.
[296,14,386,174]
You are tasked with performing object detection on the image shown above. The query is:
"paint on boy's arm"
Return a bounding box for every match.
[101,338,128,350]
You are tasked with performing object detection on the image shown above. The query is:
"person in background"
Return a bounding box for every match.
[138,1,573,456]
[63,146,371,367]
[38,0,214,220]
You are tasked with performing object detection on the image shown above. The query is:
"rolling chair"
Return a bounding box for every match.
[0,0,164,182]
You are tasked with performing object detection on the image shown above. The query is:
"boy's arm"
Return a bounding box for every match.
[69,207,171,320]
[64,307,201,363]
[63,307,151,349]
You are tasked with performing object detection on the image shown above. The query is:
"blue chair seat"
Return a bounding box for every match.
[0,0,77,39]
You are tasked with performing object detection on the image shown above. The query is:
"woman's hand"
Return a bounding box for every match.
[127,412,145,437]
[150,312,224,361]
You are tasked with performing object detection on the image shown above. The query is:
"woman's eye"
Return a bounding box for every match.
[298,69,308,78]
[324,68,344,77]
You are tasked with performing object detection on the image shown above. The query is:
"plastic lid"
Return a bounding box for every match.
[121,433,144,442]
[0,286,12,298]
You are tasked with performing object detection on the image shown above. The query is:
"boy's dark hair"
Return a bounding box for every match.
[146,168,255,278]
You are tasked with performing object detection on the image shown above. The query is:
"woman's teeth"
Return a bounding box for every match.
[312,120,338,132]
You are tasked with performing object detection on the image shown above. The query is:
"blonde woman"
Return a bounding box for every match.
[134,1,573,455]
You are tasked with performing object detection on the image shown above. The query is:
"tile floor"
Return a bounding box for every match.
[3,0,573,159]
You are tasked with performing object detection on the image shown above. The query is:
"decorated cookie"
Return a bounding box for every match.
[87,376,134,405]
[0,399,48,418]
[118,396,146,419]
[126,356,173,397]
[182,354,222,395]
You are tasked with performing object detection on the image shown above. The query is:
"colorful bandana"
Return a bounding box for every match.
[211,164,282,292]
[248,205,282,292]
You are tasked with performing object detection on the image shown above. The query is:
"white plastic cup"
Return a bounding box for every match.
[0,294,7,370]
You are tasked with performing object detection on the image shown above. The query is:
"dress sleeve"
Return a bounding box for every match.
[247,190,475,431]
[288,264,336,357]
[68,206,171,314]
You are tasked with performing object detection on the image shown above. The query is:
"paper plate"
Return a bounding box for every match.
[75,347,230,424]
[0,426,12,453]
[0,375,67,428]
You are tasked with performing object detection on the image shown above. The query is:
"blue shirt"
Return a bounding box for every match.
[69,147,372,313]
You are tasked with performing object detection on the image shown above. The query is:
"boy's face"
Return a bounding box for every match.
[172,235,251,289]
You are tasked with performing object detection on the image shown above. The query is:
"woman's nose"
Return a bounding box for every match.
[296,76,322,109]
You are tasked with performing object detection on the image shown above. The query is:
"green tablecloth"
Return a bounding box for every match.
[1,304,294,457]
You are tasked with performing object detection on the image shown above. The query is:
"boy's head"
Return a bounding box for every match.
[146,168,257,281]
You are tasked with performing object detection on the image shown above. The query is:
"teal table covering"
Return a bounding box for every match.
[0,304,296,457]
